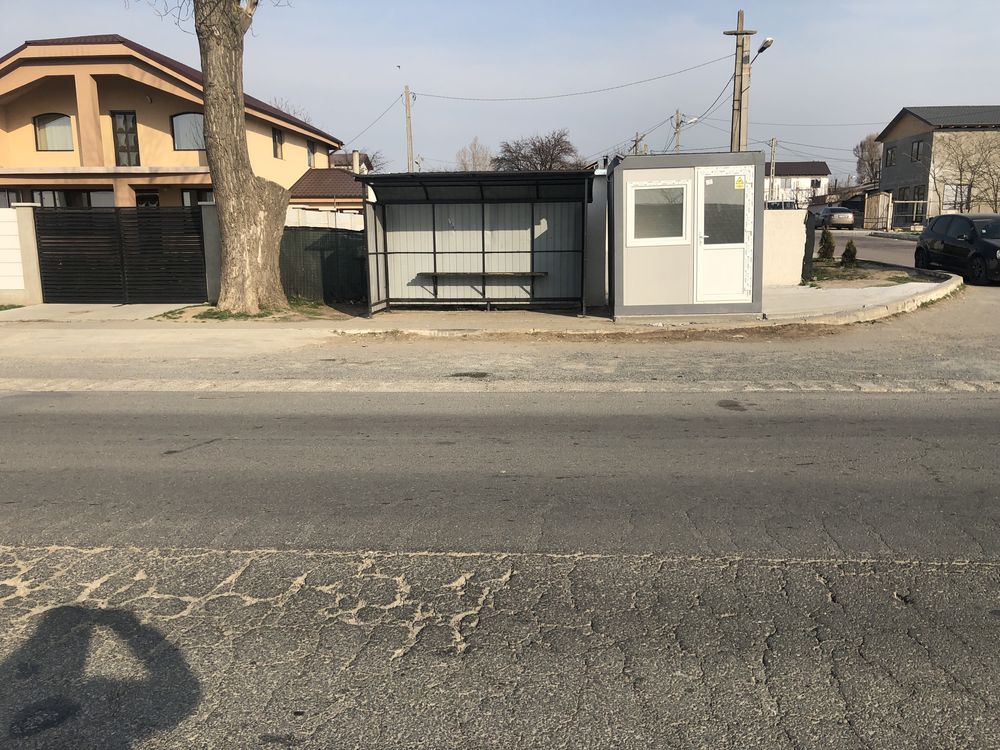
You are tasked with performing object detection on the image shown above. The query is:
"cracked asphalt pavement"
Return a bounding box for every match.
[2,284,1000,748]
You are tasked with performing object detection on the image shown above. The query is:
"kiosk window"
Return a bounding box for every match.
[629,184,687,245]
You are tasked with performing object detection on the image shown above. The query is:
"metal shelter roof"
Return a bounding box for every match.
[357,171,595,204]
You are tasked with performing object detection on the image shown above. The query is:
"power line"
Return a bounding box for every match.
[704,116,885,128]
[413,54,730,103]
[342,94,403,147]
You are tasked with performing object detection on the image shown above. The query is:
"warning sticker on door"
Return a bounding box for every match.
[734,176,746,190]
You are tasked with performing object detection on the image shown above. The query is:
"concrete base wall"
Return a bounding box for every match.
[763,210,807,287]
[0,206,42,305]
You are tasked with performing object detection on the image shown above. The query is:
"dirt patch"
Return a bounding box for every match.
[155,300,359,323]
[809,260,939,289]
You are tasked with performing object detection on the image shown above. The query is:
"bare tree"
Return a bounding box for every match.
[972,134,1000,212]
[268,96,311,124]
[357,149,390,172]
[492,129,585,171]
[189,0,291,314]
[928,132,998,213]
[853,133,881,185]
[455,137,493,171]
[138,0,290,313]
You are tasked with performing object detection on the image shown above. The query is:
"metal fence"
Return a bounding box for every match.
[280,226,366,304]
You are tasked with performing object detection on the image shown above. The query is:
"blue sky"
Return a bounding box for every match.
[3,1,999,177]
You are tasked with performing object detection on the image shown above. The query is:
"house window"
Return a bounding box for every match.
[136,192,160,208]
[0,189,21,208]
[272,128,284,159]
[181,189,214,207]
[33,113,73,151]
[910,140,925,162]
[810,179,822,189]
[111,111,140,167]
[307,140,316,168]
[944,183,972,212]
[171,113,206,150]
[898,187,912,221]
[627,182,688,246]
[885,146,896,167]
[913,185,927,223]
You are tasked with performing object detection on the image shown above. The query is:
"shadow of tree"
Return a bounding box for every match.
[0,606,199,749]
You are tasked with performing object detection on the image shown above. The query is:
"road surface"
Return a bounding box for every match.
[2,285,1000,748]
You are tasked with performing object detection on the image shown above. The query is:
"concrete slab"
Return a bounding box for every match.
[0,303,183,322]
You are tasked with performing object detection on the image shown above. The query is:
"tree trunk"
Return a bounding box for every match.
[194,0,288,314]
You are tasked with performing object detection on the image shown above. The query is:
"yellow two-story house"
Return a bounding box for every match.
[0,34,342,209]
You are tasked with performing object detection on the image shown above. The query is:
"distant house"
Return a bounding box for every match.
[0,34,341,208]
[876,106,1000,224]
[763,161,831,208]
[289,149,373,211]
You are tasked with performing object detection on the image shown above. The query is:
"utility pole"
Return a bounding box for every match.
[769,137,777,201]
[724,10,756,152]
[631,131,643,156]
[674,109,682,154]
[404,85,414,173]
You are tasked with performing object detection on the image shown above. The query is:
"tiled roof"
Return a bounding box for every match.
[4,34,340,146]
[763,161,831,177]
[289,168,364,200]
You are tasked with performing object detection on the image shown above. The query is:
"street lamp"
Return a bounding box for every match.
[724,10,773,152]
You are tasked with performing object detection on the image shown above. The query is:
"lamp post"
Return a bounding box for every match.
[724,10,773,152]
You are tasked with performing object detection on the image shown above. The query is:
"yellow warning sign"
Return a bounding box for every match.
[735,176,746,190]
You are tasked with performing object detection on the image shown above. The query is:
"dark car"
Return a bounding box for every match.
[915,214,1000,283]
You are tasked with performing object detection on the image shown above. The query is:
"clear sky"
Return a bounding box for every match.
[3,0,999,178]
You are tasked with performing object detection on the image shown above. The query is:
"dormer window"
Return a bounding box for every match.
[34,113,73,151]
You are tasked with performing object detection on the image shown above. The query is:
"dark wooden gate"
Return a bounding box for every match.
[35,207,207,304]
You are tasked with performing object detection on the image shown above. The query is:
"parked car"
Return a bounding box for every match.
[915,213,1000,283]
[815,206,856,229]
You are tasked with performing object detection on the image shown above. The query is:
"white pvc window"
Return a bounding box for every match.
[627,181,688,246]
[171,113,206,151]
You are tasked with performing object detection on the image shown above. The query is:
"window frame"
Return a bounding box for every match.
[626,180,690,248]
[885,146,896,167]
[110,110,141,167]
[307,140,316,168]
[33,113,74,152]
[910,140,925,162]
[272,127,284,159]
[170,112,206,151]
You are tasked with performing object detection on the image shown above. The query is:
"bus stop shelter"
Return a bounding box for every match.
[359,171,593,315]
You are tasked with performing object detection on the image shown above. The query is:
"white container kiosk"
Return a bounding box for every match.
[608,152,764,318]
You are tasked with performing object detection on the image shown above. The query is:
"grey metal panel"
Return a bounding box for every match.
[386,204,433,253]
[434,204,484,299]
[383,204,433,299]
[534,202,581,299]
[365,203,387,310]
[485,203,530,299]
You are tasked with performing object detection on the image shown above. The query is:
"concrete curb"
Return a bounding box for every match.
[869,231,919,242]
[765,273,963,326]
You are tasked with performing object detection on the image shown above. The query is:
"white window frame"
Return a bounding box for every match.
[626,180,689,247]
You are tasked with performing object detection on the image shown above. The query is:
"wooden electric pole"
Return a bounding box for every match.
[674,109,682,154]
[769,137,777,201]
[404,85,414,173]
[631,131,643,156]
[724,10,756,153]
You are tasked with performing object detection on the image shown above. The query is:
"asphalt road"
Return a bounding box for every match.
[824,229,918,267]
[3,281,1000,748]
[3,390,1000,748]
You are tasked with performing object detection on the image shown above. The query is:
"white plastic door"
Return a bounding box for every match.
[695,166,754,303]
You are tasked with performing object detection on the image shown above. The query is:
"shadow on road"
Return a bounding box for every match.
[0,606,199,748]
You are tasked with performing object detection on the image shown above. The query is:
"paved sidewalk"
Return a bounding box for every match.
[0,275,961,333]
[0,302,180,322]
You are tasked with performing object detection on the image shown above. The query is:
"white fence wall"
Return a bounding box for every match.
[285,207,364,231]
[0,208,24,295]
[763,209,807,286]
